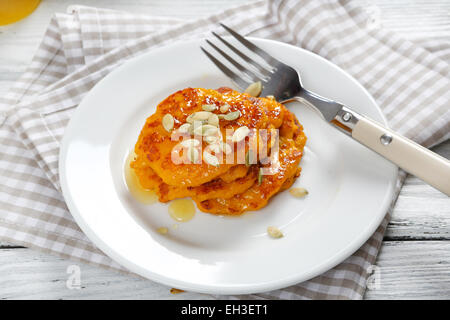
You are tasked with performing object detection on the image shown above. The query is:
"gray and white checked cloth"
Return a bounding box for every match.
[0,0,449,299]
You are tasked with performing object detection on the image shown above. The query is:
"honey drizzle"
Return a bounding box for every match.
[125,151,196,222]
[124,152,158,204]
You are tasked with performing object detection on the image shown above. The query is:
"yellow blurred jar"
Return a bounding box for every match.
[0,0,41,26]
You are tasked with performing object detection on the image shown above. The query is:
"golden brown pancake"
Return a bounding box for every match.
[195,137,305,215]
[132,87,284,187]
[131,87,307,215]
[132,163,257,203]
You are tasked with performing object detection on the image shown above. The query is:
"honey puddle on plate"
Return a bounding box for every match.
[124,152,158,204]
[124,152,196,222]
[168,199,196,222]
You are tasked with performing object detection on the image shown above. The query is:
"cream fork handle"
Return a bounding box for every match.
[286,97,450,195]
[343,113,450,196]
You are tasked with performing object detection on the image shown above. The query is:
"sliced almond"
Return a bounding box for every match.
[162,114,174,132]
[245,81,262,97]
[157,227,168,235]
[266,95,276,100]
[203,150,220,167]
[187,146,199,163]
[232,126,250,142]
[220,104,230,113]
[224,111,240,121]
[267,226,283,239]
[289,187,309,198]
[202,104,217,112]
[180,139,200,148]
[208,113,219,127]
[177,123,191,133]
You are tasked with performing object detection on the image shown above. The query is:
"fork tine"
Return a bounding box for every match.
[201,47,250,89]
[211,31,272,77]
[206,40,262,83]
[220,23,279,66]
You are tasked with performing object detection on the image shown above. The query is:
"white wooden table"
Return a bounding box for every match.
[0,0,449,300]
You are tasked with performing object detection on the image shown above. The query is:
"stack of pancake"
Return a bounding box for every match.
[130,87,306,215]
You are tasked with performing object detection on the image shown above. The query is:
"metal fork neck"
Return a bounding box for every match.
[297,89,344,123]
[331,106,360,135]
[282,94,360,136]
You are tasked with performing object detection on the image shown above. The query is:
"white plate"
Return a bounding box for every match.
[59,38,397,294]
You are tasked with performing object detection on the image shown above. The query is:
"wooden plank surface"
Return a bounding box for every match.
[385,142,450,241]
[0,0,449,300]
[1,240,449,300]
[365,241,450,300]
[0,248,214,300]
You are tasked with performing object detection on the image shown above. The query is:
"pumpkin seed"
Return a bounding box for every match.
[224,111,240,121]
[162,114,174,132]
[177,123,191,133]
[208,113,219,127]
[289,187,309,198]
[232,126,250,142]
[220,104,230,113]
[186,114,194,123]
[189,120,202,134]
[194,124,218,136]
[267,226,283,239]
[244,81,262,97]
[258,168,264,185]
[180,139,200,148]
[186,111,211,123]
[245,149,255,167]
[208,143,221,154]
[203,150,220,167]
[187,146,199,163]
[202,104,217,112]
[170,288,184,294]
[193,126,203,136]
[204,136,217,144]
[221,142,232,154]
[204,126,219,136]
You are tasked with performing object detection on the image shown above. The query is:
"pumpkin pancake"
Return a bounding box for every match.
[132,163,257,203]
[130,86,307,215]
[132,87,285,187]
[195,136,306,215]
[194,105,307,215]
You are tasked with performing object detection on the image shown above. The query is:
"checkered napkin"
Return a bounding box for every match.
[1,0,449,299]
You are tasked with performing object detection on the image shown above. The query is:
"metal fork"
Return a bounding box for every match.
[201,24,450,196]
